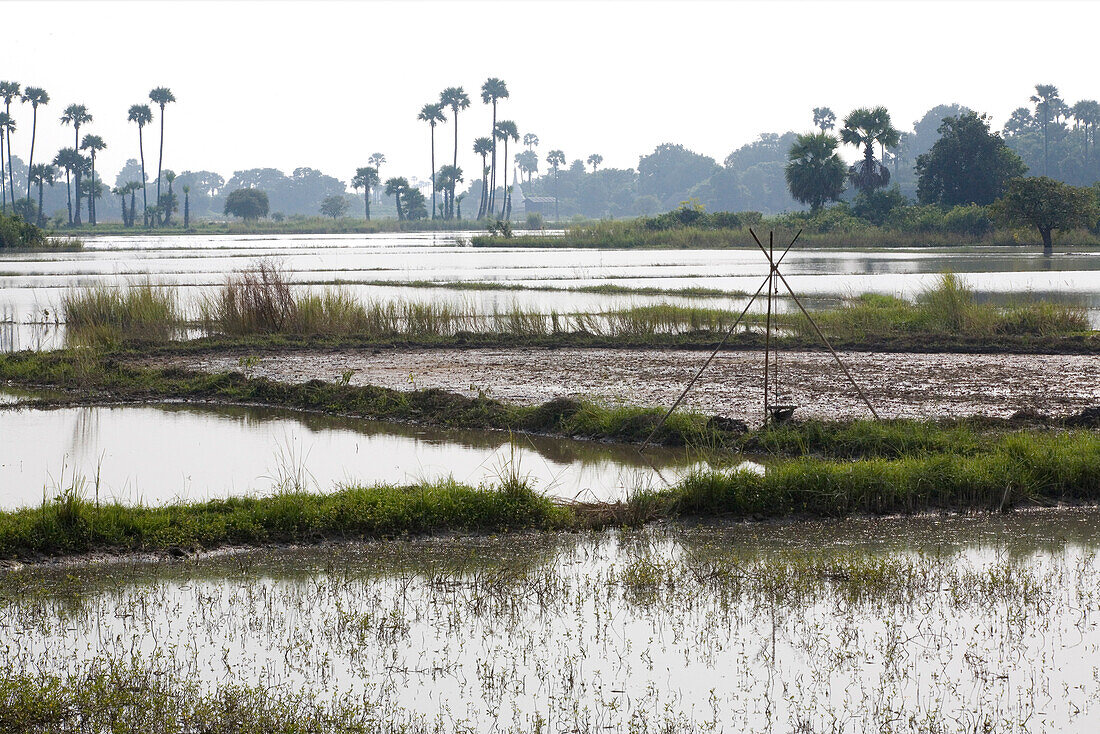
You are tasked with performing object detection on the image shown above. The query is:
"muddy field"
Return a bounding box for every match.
[141,347,1100,422]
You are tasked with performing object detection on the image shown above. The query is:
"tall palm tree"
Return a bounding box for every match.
[368,152,385,203]
[0,81,19,212]
[182,185,191,228]
[436,165,463,219]
[546,149,565,221]
[128,103,153,225]
[60,104,92,225]
[812,107,836,133]
[384,176,408,220]
[21,86,48,203]
[53,148,83,226]
[523,132,539,150]
[351,166,380,220]
[480,78,509,215]
[28,163,55,226]
[418,102,447,219]
[79,134,106,226]
[473,136,492,220]
[493,120,518,218]
[0,112,14,214]
[586,153,603,172]
[784,132,846,212]
[515,150,538,182]
[1030,84,1061,177]
[840,106,900,194]
[440,86,470,220]
[148,87,176,225]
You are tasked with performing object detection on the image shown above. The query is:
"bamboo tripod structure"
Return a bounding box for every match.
[640,229,879,452]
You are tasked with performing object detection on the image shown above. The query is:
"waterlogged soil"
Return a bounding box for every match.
[147,347,1100,421]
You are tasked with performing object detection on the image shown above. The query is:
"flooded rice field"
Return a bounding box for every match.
[7,232,1100,348]
[0,393,728,509]
[150,346,1100,422]
[3,510,1098,731]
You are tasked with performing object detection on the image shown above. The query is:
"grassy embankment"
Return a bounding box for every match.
[3,348,1100,559]
[469,218,1100,249]
[56,269,1093,351]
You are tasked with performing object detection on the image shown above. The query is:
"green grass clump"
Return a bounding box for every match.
[61,283,180,344]
[0,479,566,558]
[672,431,1100,518]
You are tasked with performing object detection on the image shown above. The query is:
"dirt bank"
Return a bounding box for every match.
[141,347,1100,422]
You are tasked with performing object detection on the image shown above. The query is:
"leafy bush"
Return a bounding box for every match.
[0,213,46,248]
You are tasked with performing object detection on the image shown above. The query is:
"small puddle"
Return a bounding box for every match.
[0,392,758,509]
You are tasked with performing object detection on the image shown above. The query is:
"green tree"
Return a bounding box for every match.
[812,107,836,133]
[127,103,153,225]
[436,165,463,220]
[384,176,408,221]
[60,104,92,225]
[1071,99,1100,170]
[52,148,84,226]
[473,137,492,219]
[149,87,176,225]
[160,170,178,225]
[402,186,427,220]
[784,132,846,212]
[587,153,603,172]
[351,166,380,220]
[223,188,269,220]
[28,163,55,227]
[992,176,1097,254]
[440,86,470,219]
[182,184,191,228]
[20,86,48,203]
[418,102,446,219]
[480,78,509,215]
[840,106,900,194]
[80,134,106,225]
[916,112,1027,207]
[546,149,565,221]
[319,194,348,219]
[494,119,518,218]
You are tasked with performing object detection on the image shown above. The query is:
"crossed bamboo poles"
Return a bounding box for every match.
[640,229,879,452]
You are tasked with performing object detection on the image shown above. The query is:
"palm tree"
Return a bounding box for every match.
[473,136,492,219]
[1030,84,1061,177]
[812,107,836,133]
[60,104,92,225]
[493,120,518,218]
[784,132,846,212]
[480,78,509,215]
[435,165,463,220]
[587,153,603,172]
[351,166,380,220]
[840,106,900,194]
[182,184,191,228]
[149,87,176,225]
[515,150,538,182]
[0,112,14,214]
[28,163,55,226]
[1071,99,1100,169]
[128,104,153,225]
[79,134,106,226]
[546,149,565,221]
[0,81,19,212]
[368,152,386,203]
[162,170,177,225]
[440,87,470,220]
[418,102,447,219]
[523,132,539,150]
[123,181,142,227]
[53,148,83,225]
[384,176,408,220]
[21,86,48,203]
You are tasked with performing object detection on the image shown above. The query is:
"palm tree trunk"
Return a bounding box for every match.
[89,154,96,225]
[477,157,488,219]
[138,126,148,227]
[488,102,498,214]
[395,191,403,221]
[451,110,459,219]
[65,170,72,226]
[364,189,370,221]
[0,131,6,214]
[156,105,165,226]
[129,190,136,228]
[6,101,16,210]
[430,125,437,220]
[24,107,38,203]
[499,139,509,218]
[37,182,44,226]
[73,126,82,226]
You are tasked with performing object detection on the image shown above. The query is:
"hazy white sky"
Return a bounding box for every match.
[2,0,1096,186]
